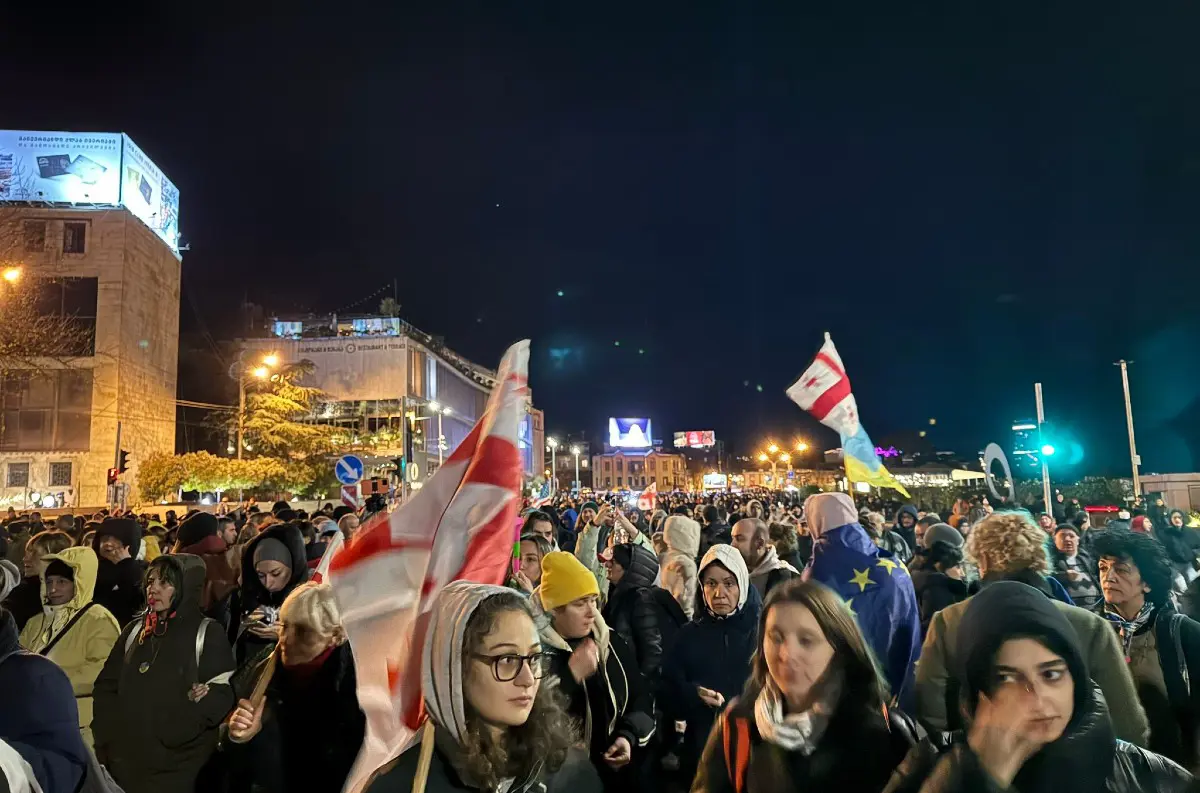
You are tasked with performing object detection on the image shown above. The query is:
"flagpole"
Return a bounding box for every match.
[411,719,437,793]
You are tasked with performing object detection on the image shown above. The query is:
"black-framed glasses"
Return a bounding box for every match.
[472,651,554,682]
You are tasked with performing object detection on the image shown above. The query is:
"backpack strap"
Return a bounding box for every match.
[720,709,751,793]
[39,602,96,657]
[1171,612,1191,698]
[196,617,232,686]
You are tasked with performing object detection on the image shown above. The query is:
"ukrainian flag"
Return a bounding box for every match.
[786,333,911,498]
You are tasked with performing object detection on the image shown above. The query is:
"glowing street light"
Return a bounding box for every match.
[546,437,559,492]
[794,441,809,453]
[757,453,769,463]
[261,353,280,368]
[571,445,582,491]
[252,366,269,379]
[2,267,21,283]
[1040,444,1056,457]
[779,453,791,464]
[767,443,779,455]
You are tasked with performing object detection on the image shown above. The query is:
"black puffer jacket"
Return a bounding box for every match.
[884,689,1191,793]
[602,543,684,680]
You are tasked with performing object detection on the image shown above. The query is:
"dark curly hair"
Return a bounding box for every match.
[1089,528,1176,607]
[456,591,574,790]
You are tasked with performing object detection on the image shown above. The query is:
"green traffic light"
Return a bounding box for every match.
[1040,444,1056,456]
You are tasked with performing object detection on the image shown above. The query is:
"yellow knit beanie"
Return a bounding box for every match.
[539,551,600,611]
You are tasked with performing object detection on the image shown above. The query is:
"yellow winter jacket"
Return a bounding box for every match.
[141,531,162,562]
[19,546,121,747]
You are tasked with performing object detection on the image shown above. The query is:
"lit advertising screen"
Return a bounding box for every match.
[703,473,728,490]
[0,131,122,204]
[121,134,180,252]
[609,418,652,448]
[0,130,180,253]
[675,430,716,448]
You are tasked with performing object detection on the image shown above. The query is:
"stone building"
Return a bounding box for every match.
[591,449,687,491]
[0,206,181,508]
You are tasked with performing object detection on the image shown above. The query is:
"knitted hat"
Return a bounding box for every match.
[539,551,599,611]
[176,512,220,549]
[922,522,964,550]
[44,558,75,581]
[579,501,600,515]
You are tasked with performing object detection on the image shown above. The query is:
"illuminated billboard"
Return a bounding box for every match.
[609,418,652,449]
[0,130,180,253]
[702,473,729,490]
[674,430,716,448]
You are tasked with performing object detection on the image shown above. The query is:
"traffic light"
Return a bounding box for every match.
[1040,444,1056,457]
[107,467,118,485]
[118,449,130,474]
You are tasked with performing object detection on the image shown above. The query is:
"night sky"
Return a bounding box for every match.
[6,3,1200,474]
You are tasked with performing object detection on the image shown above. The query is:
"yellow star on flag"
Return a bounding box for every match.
[850,568,874,592]
[877,558,898,576]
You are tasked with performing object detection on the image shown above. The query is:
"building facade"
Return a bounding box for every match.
[240,314,543,482]
[549,439,591,491]
[0,207,181,507]
[591,449,687,491]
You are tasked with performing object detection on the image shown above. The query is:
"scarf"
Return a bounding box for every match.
[750,546,800,579]
[752,672,842,754]
[1103,600,1155,662]
[139,606,177,644]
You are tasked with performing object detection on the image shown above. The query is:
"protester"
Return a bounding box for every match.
[865,511,913,564]
[888,581,1191,793]
[1051,524,1102,610]
[602,542,684,680]
[1092,528,1200,769]
[574,503,651,602]
[913,513,942,551]
[0,604,89,793]
[660,514,701,620]
[893,504,919,549]
[224,582,365,793]
[692,579,921,793]
[912,540,969,636]
[4,529,73,631]
[660,545,761,784]
[365,582,596,793]
[230,523,310,670]
[698,504,732,560]
[804,492,922,706]
[1157,509,1200,590]
[174,511,240,626]
[337,512,361,541]
[18,546,120,747]
[514,533,553,594]
[91,517,147,628]
[731,518,799,600]
[93,554,237,793]
[534,551,653,787]
[915,511,1148,742]
[522,510,559,549]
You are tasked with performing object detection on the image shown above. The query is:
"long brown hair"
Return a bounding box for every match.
[744,579,889,712]
[457,591,574,790]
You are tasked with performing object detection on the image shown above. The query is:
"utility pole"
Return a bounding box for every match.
[237,369,246,461]
[111,420,122,508]
[1035,383,1052,513]
[1115,360,1142,497]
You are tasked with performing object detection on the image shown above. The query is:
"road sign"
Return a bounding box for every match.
[341,484,359,509]
[335,455,365,485]
[406,462,420,483]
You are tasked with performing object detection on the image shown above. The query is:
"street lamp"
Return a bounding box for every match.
[571,445,581,491]
[795,441,809,453]
[234,352,279,460]
[429,402,451,466]
[546,437,559,492]
[2,267,21,283]
[767,443,779,455]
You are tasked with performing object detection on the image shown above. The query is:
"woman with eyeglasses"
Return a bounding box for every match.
[223,582,365,793]
[366,581,598,793]
[534,551,654,788]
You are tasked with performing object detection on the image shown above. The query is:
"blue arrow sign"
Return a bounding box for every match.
[334,455,365,485]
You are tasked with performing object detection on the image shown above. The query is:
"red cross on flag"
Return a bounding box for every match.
[328,340,530,792]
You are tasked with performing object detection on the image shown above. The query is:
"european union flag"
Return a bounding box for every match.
[803,492,922,708]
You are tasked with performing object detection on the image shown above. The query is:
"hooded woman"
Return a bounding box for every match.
[885,581,1191,793]
[92,553,237,793]
[364,582,597,793]
[224,582,365,793]
[4,529,73,631]
[91,517,147,628]
[602,543,685,680]
[660,545,761,783]
[18,546,120,746]
[230,523,310,671]
[692,579,921,793]
[174,511,240,626]
[1157,509,1200,590]
[661,515,701,620]
[534,551,654,786]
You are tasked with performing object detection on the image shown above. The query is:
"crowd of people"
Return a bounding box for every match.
[3,488,1200,793]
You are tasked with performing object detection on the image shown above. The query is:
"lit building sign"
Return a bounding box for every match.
[874,446,900,458]
[0,130,180,252]
[674,430,716,448]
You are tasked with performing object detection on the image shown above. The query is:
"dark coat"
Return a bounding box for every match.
[893,505,919,550]
[884,688,1191,793]
[365,737,601,793]
[660,593,761,780]
[92,557,147,629]
[225,642,365,793]
[2,574,43,631]
[92,554,237,793]
[910,569,969,636]
[601,544,684,681]
[693,695,919,793]
[230,524,310,670]
[176,533,239,627]
[0,607,88,793]
[699,521,732,561]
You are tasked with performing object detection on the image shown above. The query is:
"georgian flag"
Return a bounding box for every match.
[637,480,658,512]
[785,333,861,438]
[328,340,530,793]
